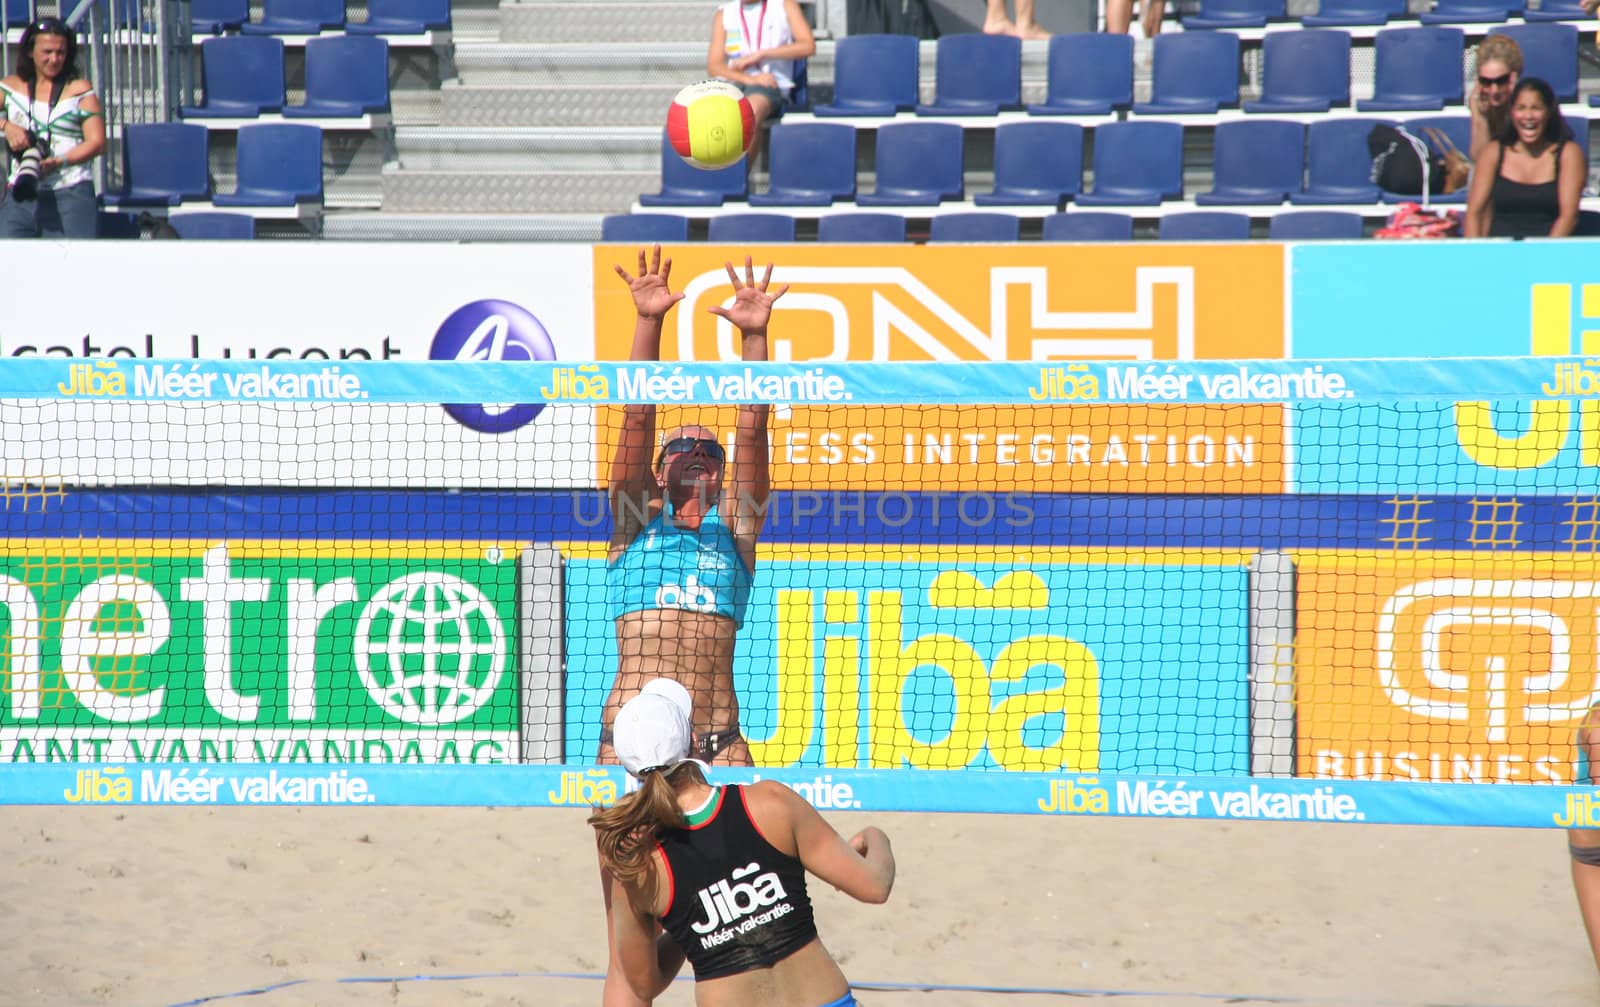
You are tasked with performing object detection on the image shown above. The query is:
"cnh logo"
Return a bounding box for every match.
[671,265,1198,362]
[689,861,788,934]
[1375,579,1600,743]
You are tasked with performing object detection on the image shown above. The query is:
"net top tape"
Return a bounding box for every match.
[16,356,1600,405]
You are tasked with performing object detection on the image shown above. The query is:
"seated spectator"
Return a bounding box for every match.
[984,0,1050,39]
[707,0,815,159]
[1464,77,1584,238]
[0,17,104,239]
[1468,34,1522,160]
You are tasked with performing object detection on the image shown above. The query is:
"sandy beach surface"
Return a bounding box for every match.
[4,806,1596,1007]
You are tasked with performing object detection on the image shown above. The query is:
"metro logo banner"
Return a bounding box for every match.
[564,547,1251,774]
[0,541,521,764]
[1295,552,1600,784]
[591,245,1286,493]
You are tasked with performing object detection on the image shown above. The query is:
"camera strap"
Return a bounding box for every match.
[24,76,65,144]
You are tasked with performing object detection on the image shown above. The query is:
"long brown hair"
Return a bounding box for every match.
[589,762,705,885]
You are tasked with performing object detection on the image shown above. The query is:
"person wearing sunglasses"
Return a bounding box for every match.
[0,17,103,238]
[1467,34,1522,161]
[597,245,787,1007]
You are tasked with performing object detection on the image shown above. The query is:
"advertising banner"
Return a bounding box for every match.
[1295,551,1600,784]
[563,546,1251,774]
[592,244,1287,493]
[0,540,521,764]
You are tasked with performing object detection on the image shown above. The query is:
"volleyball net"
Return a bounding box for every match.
[4,353,1600,827]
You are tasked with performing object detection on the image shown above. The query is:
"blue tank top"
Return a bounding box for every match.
[608,500,752,627]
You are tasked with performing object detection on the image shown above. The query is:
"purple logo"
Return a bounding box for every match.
[430,299,557,433]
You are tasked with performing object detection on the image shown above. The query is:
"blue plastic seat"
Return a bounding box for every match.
[1419,0,1520,23]
[1268,210,1365,239]
[1196,119,1305,205]
[928,212,1021,242]
[1243,30,1351,113]
[638,134,749,206]
[102,123,211,208]
[213,123,324,207]
[973,121,1083,206]
[1300,0,1405,25]
[1159,211,1252,240]
[1491,23,1579,103]
[1182,0,1286,29]
[240,0,344,34]
[600,213,691,242]
[1076,121,1184,206]
[347,0,450,33]
[284,37,390,117]
[1378,115,1469,204]
[812,34,919,117]
[170,212,258,239]
[1290,117,1389,205]
[855,121,965,206]
[191,0,249,33]
[1522,0,1592,20]
[1133,32,1242,115]
[1042,211,1134,241]
[1357,27,1465,111]
[1027,33,1133,116]
[706,213,797,242]
[181,36,285,118]
[915,34,1022,116]
[748,122,856,206]
[816,212,907,242]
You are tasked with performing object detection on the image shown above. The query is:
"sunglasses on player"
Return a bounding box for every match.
[657,437,726,465]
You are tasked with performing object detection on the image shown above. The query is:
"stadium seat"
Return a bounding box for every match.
[1491,23,1579,103]
[1182,0,1286,30]
[1300,0,1405,25]
[213,123,324,207]
[638,134,749,206]
[347,0,451,33]
[284,37,390,117]
[170,212,258,239]
[101,123,211,208]
[1268,210,1365,239]
[599,213,691,242]
[706,213,797,242]
[1196,119,1305,205]
[1076,120,1184,206]
[1042,211,1135,241]
[191,0,249,33]
[1027,33,1134,116]
[928,212,1021,242]
[180,36,285,119]
[748,122,856,206]
[1243,30,1351,113]
[1419,0,1521,23]
[1377,114,1469,203]
[915,34,1022,116]
[816,212,907,242]
[1132,32,1242,115]
[811,34,919,117]
[973,121,1083,206]
[1522,0,1592,21]
[1291,117,1388,205]
[1357,27,1465,112]
[788,58,812,113]
[1158,211,1252,240]
[240,0,344,34]
[855,121,965,206]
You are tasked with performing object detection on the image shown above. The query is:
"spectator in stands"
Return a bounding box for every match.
[983,0,1050,38]
[1468,34,1522,161]
[707,0,815,157]
[1464,77,1583,238]
[0,17,103,239]
[1104,0,1164,38]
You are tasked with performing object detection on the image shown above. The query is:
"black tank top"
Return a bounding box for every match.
[657,785,820,980]
[1489,140,1563,238]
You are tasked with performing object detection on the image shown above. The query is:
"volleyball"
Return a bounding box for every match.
[666,80,755,170]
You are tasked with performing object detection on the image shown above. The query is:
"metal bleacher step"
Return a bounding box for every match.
[495,0,713,44]
[393,125,661,171]
[381,166,661,212]
[439,77,690,127]
[322,210,608,240]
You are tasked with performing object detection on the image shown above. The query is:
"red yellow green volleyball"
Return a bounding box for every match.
[666,80,756,170]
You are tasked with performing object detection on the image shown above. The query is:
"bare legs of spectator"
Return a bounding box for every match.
[983,0,1050,38]
[1104,0,1166,36]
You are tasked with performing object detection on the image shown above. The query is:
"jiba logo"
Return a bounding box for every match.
[430,299,557,433]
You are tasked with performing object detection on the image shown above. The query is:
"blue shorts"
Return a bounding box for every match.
[817,994,858,1007]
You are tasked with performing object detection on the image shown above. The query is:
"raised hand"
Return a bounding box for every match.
[708,255,789,335]
[614,244,686,321]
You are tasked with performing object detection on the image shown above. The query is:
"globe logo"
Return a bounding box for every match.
[430,298,557,434]
[353,572,508,725]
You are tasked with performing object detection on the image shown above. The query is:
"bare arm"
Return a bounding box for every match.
[763,0,817,62]
[608,246,685,558]
[47,89,103,173]
[1467,85,1492,161]
[1552,140,1585,237]
[1463,143,1498,238]
[756,782,896,904]
[609,874,684,1000]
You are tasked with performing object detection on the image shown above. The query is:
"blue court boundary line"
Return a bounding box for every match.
[160,970,1539,1007]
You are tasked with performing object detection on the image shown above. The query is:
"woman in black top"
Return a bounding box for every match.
[1465,77,1585,238]
[590,678,896,1007]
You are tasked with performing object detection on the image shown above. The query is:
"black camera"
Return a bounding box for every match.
[12,132,51,202]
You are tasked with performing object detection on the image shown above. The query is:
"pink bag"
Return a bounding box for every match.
[1373,201,1462,240]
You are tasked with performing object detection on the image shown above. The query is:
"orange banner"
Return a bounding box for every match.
[1295,553,1600,784]
[591,245,1287,492]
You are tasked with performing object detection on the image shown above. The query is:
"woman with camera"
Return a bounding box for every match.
[0,17,104,239]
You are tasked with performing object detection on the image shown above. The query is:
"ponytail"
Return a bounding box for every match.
[589,762,705,885]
